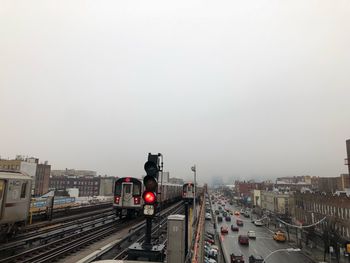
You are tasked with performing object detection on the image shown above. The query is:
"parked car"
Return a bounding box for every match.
[254,220,263,226]
[273,230,286,242]
[236,219,244,226]
[205,238,215,244]
[238,235,249,245]
[234,211,240,215]
[249,255,264,263]
[205,213,212,220]
[205,256,217,263]
[215,210,220,215]
[223,212,228,217]
[221,225,229,234]
[231,253,244,263]
[225,216,231,221]
[217,216,223,222]
[231,225,239,231]
[247,230,256,239]
[244,213,250,218]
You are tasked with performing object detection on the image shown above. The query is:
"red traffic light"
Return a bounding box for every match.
[143,191,156,204]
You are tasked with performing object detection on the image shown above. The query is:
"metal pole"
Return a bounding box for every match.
[50,196,54,221]
[144,217,152,250]
[193,165,196,222]
[185,201,189,259]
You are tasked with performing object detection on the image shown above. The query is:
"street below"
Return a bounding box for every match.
[212,201,315,263]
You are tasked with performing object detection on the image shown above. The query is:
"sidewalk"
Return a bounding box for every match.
[266,223,349,263]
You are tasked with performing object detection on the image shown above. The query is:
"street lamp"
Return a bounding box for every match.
[191,165,196,221]
[263,248,301,263]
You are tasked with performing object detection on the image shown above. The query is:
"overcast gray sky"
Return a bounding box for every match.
[1,0,349,184]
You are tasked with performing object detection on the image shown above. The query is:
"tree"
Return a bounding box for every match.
[322,218,341,263]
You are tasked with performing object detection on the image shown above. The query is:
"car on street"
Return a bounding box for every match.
[217,216,223,222]
[234,211,240,215]
[248,255,264,263]
[236,219,244,226]
[273,230,286,242]
[229,211,233,215]
[231,225,239,231]
[204,257,217,263]
[225,215,231,221]
[244,213,250,218]
[205,238,215,244]
[247,230,256,239]
[254,220,263,226]
[215,210,220,215]
[205,213,212,220]
[230,253,244,263]
[221,225,229,234]
[223,212,228,217]
[238,235,249,245]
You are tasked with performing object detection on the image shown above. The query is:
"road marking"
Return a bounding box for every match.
[265,227,275,234]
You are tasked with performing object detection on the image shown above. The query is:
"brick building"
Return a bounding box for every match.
[49,175,100,197]
[317,174,350,193]
[49,174,117,197]
[292,192,350,240]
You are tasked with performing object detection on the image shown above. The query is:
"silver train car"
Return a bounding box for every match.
[0,170,32,239]
[113,177,182,218]
[182,182,203,203]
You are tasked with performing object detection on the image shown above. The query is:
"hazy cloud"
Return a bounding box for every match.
[1,0,349,184]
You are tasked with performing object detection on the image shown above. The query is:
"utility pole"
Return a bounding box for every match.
[191,165,196,222]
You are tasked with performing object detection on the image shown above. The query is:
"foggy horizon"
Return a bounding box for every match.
[1,1,349,184]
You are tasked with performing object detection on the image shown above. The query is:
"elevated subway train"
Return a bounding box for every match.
[0,170,32,239]
[113,177,182,218]
[182,182,203,203]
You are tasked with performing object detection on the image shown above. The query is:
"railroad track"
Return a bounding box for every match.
[23,203,113,233]
[0,211,118,261]
[96,201,184,262]
[0,201,184,263]
[0,215,131,263]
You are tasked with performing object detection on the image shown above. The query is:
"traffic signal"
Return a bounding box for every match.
[142,153,159,216]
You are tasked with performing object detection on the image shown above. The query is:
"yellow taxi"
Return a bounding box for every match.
[273,230,286,242]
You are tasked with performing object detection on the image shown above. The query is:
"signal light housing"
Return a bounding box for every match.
[142,153,160,217]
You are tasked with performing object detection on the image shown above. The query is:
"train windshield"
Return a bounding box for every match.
[124,184,131,194]
[115,182,122,195]
[133,183,141,196]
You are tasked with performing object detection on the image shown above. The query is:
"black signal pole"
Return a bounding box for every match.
[144,217,152,250]
[185,201,189,259]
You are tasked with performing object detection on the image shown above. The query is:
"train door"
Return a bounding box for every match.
[122,183,133,207]
[0,180,5,219]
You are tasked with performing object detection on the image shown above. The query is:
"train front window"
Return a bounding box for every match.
[115,183,122,195]
[133,183,141,196]
[124,184,131,194]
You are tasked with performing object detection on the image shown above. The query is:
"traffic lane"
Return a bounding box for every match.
[214,205,314,262]
[219,220,314,263]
